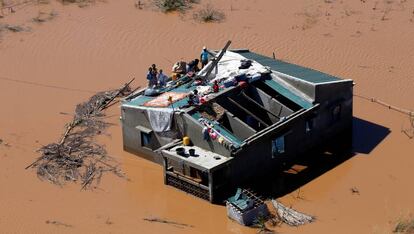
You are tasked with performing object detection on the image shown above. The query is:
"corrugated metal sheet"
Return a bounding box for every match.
[263,79,313,109]
[237,51,342,84]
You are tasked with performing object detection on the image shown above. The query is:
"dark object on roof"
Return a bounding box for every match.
[239,59,252,69]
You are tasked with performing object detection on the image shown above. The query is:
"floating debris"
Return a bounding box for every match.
[26,79,137,189]
[1,24,26,32]
[45,220,73,228]
[33,11,58,23]
[402,115,414,139]
[350,187,360,195]
[143,217,194,228]
[271,200,315,226]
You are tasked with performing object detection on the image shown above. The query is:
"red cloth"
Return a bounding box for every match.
[213,84,219,93]
[238,81,248,89]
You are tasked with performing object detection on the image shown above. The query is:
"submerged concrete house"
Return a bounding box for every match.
[120,49,353,203]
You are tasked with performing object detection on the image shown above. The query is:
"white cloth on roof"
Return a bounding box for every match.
[146,108,174,132]
[196,85,213,96]
[197,51,268,83]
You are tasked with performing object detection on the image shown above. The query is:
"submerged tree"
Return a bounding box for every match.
[26,79,136,189]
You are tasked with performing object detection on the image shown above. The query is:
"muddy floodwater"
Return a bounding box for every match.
[1,0,414,233]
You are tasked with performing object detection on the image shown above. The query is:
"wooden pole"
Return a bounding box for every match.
[354,94,413,117]
[185,40,232,88]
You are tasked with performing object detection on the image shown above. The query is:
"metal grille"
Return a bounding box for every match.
[166,173,210,201]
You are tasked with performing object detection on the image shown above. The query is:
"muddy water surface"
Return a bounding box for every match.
[1,0,414,233]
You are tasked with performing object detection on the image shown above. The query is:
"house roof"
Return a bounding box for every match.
[235,50,343,84]
[262,78,313,109]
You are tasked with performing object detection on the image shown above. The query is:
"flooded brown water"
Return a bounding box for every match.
[1,0,414,233]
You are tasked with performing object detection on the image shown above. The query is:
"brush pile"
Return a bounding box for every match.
[271,200,315,226]
[26,79,136,189]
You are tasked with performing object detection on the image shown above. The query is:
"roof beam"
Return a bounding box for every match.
[227,97,269,128]
[240,91,280,120]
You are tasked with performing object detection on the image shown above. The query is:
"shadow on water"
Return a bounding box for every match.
[246,117,390,199]
[352,117,391,154]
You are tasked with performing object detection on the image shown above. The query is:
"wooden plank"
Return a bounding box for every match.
[185,40,232,87]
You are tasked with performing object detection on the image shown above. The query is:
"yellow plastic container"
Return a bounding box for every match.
[171,73,178,81]
[183,136,191,146]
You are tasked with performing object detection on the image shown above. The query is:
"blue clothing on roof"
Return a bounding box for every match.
[147,71,157,87]
[147,71,153,80]
[201,50,209,63]
[158,73,169,87]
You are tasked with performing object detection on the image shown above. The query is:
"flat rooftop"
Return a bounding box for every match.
[162,145,233,171]
[124,50,320,110]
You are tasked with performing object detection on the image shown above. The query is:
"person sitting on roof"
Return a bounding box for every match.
[187,93,195,106]
[157,69,169,87]
[187,59,200,73]
[187,89,200,106]
[192,89,200,105]
[200,46,214,69]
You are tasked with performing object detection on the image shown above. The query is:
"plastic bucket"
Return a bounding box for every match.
[183,136,191,146]
[189,149,195,156]
[176,147,185,156]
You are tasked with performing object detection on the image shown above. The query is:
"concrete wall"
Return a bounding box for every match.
[274,72,316,101]
[121,106,183,163]
[224,112,257,140]
[248,86,294,120]
[211,80,353,199]
[313,80,353,149]
[226,107,318,186]
[179,113,232,157]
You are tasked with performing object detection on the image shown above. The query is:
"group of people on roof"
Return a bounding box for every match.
[146,64,168,88]
[146,46,214,88]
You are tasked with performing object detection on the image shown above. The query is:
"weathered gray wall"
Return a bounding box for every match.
[225,107,318,186]
[274,72,316,101]
[121,106,181,163]
[249,86,294,120]
[212,79,353,195]
[313,80,353,147]
[224,112,256,140]
[179,113,232,157]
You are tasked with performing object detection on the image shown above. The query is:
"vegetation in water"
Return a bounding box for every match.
[193,3,225,23]
[394,216,414,233]
[153,0,199,13]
